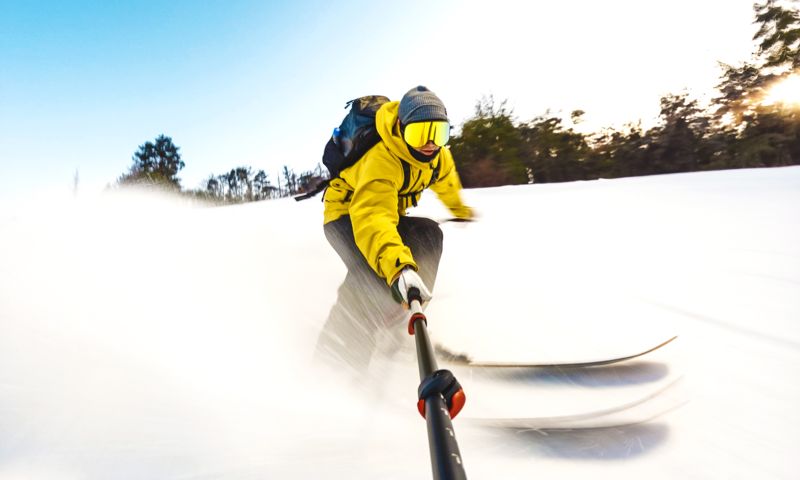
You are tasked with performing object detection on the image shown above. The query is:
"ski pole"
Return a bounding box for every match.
[407,288,467,480]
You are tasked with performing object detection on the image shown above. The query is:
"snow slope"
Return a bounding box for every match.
[1,166,798,479]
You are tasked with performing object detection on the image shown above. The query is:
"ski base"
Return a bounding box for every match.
[463,376,686,430]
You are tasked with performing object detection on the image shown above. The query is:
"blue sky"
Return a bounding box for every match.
[0,0,757,201]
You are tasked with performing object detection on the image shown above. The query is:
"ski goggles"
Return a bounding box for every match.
[402,120,450,148]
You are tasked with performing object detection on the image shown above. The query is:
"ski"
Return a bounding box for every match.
[438,335,677,368]
[463,376,685,430]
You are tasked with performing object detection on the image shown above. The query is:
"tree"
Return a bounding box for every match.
[449,97,529,187]
[754,0,800,69]
[713,62,769,127]
[118,134,185,189]
[253,170,277,200]
[643,93,710,174]
[205,175,222,198]
[235,166,253,201]
[282,165,298,195]
[520,112,592,183]
[734,102,800,167]
[589,123,647,178]
[709,2,800,169]
[713,2,799,123]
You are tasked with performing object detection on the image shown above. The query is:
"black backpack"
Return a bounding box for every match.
[295,95,390,201]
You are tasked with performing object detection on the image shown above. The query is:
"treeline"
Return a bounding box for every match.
[115,134,325,204]
[115,1,799,200]
[195,164,326,203]
[451,0,800,187]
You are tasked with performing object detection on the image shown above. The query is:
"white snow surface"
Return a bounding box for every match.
[1,166,799,479]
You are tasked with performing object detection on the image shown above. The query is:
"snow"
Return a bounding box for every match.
[1,166,799,479]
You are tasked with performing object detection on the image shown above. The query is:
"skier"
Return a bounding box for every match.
[315,86,474,372]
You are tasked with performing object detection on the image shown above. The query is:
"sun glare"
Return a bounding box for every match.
[762,74,800,107]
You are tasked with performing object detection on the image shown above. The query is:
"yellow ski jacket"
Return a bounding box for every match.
[323,101,472,285]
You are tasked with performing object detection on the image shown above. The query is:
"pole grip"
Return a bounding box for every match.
[408,286,422,304]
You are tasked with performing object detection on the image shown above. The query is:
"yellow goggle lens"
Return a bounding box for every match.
[403,121,450,148]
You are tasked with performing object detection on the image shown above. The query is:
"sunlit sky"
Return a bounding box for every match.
[0,0,758,201]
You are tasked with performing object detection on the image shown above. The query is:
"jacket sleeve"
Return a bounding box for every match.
[348,152,418,285]
[430,148,472,219]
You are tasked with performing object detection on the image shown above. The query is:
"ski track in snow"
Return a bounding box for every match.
[1,166,799,479]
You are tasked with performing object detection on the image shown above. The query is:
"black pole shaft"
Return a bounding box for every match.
[414,315,438,379]
[412,313,467,480]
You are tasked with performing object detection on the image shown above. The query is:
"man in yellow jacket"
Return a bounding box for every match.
[316,86,473,371]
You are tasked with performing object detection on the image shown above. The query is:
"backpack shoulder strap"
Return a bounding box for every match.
[400,160,411,193]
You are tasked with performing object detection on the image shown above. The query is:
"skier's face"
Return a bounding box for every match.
[413,141,439,156]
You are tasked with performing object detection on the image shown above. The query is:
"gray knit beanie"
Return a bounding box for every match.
[398,86,449,125]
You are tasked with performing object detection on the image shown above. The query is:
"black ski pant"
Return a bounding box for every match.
[315,215,443,372]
